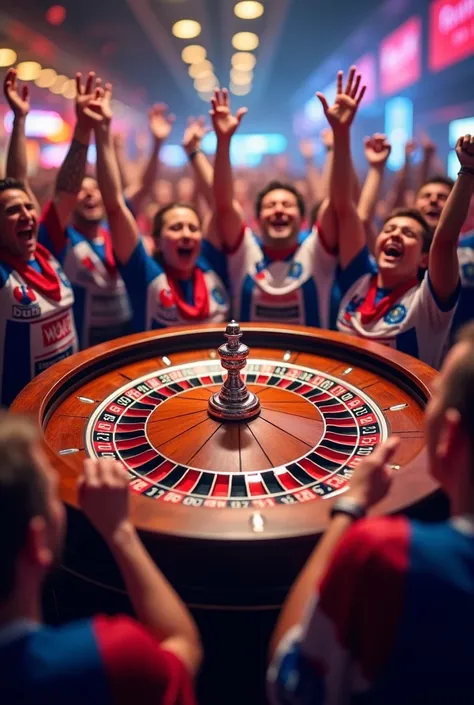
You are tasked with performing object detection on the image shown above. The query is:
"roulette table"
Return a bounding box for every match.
[12,322,438,609]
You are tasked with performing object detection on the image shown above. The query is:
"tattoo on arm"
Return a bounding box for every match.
[56,139,88,194]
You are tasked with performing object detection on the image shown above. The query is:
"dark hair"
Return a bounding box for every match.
[152,202,201,239]
[418,175,455,194]
[255,181,306,219]
[0,413,47,601]
[310,200,323,229]
[383,207,434,253]
[0,177,28,196]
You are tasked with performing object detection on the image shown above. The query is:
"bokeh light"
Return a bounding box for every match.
[0,49,17,67]
[232,32,259,51]
[172,20,201,39]
[35,68,58,88]
[230,68,253,85]
[16,61,42,81]
[189,60,213,78]
[181,44,207,64]
[45,5,66,25]
[231,52,256,71]
[234,1,264,20]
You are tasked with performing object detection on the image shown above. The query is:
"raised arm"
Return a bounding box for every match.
[79,459,202,677]
[113,133,132,191]
[126,103,175,215]
[94,83,140,265]
[211,88,247,250]
[358,133,391,252]
[299,138,322,204]
[182,116,214,207]
[317,67,366,269]
[53,72,102,229]
[429,135,474,303]
[269,438,399,660]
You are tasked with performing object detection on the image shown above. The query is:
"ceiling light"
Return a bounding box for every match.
[0,49,17,67]
[189,60,213,78]
[16,61,42,81]
[181,44,207,64]
[231,52,256,71]
[49,74,68,94]
[194,74,218,92]
[234,1,264,20]
[35,68,58,88]
[230,68,253,85]
[232,32,259,51]
[230,82,252,96]
[172,19,201,39]
[62,79,77,99]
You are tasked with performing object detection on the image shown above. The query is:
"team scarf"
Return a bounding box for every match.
[357,275,419,324]
[165,265,210,320]
[0,243,62,301]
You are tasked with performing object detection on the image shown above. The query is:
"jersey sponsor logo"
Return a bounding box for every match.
[159,289,175,308]
[42,311,73,347]
[211,287,226,305]
[384,303,407,325]
[12,285,41,319]
[288,261,303,279]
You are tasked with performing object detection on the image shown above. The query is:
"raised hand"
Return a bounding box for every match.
[364,133,391,168]
[78,458,131,540]
[320,127,334,150]
[420,131,436,157]
[149,103,175,142]
[345,436,400,510]
[3,68,29,118]
[457,134,474,170]
[182,115,210,154]
[405,139,417,158]
[317,66,366,133]
[75,71,106,129]
[299,138,315,160]
[210,88,247,140]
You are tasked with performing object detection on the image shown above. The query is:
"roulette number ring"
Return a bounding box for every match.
[12,322,438,609]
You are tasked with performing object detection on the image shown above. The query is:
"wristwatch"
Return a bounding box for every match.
[330,497,366,521]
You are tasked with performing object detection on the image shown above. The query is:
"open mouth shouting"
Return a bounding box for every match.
[268,215,292,234]
[177,243,197,262]
[381,239,404,263]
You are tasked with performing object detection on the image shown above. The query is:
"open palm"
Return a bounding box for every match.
[317,66,366,132]
[3,68,29,117]
[210,88,247,139]
[149,103,175,142]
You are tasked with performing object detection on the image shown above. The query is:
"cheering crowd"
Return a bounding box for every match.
[1,63,474,703]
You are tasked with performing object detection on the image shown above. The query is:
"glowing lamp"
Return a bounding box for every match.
[181,44,207,64]
[172,20,201,39]
[232,32,259,51]
[234,1,264,19]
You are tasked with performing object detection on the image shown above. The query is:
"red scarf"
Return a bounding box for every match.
[0,243,62,301]
[357,275,418,325]
[262,243,299,261]
[165,266,210,320]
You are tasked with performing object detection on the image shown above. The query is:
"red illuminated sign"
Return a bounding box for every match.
[354,54,376,105]
[429,0,474,71]
[380,16,422,96]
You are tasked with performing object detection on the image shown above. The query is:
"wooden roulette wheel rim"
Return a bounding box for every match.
[12,324,437,607]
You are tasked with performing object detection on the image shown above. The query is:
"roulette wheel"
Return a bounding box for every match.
[12,322,437,609]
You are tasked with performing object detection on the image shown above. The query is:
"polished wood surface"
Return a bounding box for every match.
[12,324,437,606]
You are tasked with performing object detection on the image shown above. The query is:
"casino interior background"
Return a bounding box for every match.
[1,0,474,703]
